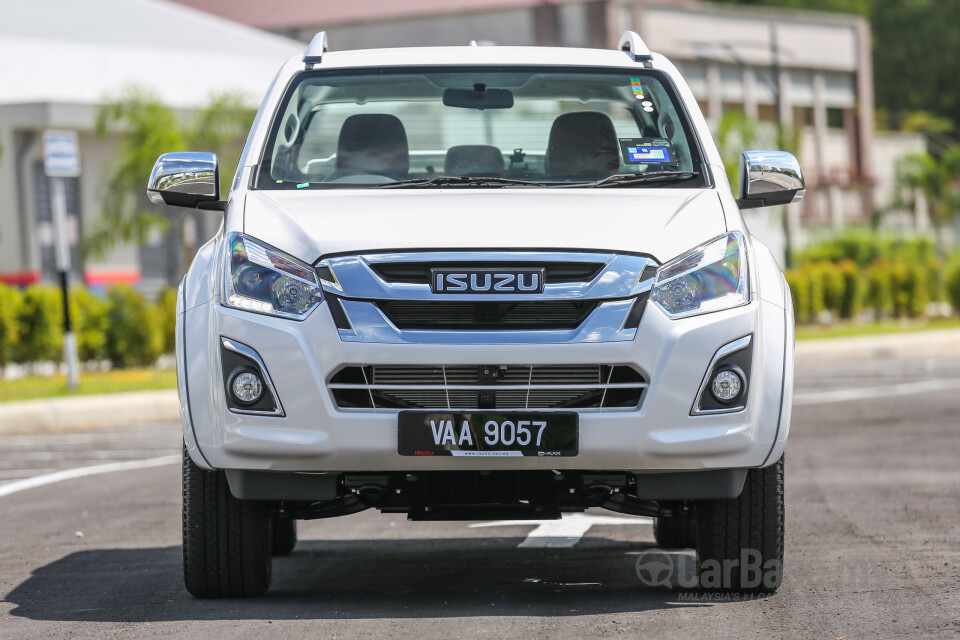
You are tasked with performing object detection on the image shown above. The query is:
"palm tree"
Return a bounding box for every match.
[895,146,960,259]
[89,87,255,275]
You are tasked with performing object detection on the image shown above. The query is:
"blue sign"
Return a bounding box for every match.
[43,130,81,177]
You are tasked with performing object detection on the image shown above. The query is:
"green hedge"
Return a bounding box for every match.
[0,282,177,368]
[787,255,959,324]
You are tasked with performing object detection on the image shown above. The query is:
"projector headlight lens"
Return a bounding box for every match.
[223,233,323,318]
[651,232,749,319]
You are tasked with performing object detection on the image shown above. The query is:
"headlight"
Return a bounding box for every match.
[651,232,749,319]
[222,233,323,319]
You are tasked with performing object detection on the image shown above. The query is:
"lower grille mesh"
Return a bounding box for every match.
[329,364,647,410]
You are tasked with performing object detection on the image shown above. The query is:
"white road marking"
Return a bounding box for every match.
[793,378,960,406]
[471,512,652,548]
[0,455,179,499]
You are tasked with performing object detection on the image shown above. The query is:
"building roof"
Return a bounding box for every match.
[0,0,304,109]
[168,0,581,30]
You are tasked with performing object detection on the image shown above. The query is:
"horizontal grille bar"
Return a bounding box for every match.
[329,364,646,411]
[370,262,605,285]
[376,301,598,330]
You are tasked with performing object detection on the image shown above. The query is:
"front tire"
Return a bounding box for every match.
[694,456,784,593]
[182,446,272,598]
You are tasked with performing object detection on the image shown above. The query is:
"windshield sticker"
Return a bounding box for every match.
[296,182,309,189]
[628,146,670,162]
[619,138,675,164]
[630,78,645,99]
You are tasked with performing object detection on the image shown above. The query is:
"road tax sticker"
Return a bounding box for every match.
[619,138,675,164]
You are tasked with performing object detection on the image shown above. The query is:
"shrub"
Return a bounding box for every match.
[947,261,960,314]
[889,262,929,318]
[12,286,63,363]
[805,263,826,322]
[835,259,861,319]
[155,286,178,354]
[70,287,109,362]
[0,284,23,368]
[863,260,888,318]
[816,261,845,319]
[923,257,944,303]
[104,285,163,367]
[799,231,937,267]
[783,269,809,322]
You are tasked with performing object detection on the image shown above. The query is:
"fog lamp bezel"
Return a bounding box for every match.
[220,337,285,417]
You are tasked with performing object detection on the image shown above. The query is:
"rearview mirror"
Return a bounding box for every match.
[443,87,514,110]
[736,150,804,209]
[147,152,224,210]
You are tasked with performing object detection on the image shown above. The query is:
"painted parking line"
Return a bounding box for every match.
[471,513,652,548]
[0,455,180,499]
[793,378,960,406]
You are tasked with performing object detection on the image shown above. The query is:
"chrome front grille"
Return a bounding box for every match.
[318,250,657,344]
[329,364,648,411]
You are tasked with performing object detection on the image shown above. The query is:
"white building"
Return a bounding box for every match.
[0,0,303,290]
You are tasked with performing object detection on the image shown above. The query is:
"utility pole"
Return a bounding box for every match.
[43,130,81,390]
[770,23,794,268]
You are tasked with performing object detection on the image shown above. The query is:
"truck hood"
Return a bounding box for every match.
[242,188,726,264]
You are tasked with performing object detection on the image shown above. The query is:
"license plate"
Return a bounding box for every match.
[398,412,578,457]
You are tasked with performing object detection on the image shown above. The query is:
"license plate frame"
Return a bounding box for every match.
[398,411,578,457]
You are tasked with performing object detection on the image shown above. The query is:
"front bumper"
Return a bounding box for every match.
[179,293,792,473]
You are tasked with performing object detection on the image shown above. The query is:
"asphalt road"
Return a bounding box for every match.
[1,354,959,638]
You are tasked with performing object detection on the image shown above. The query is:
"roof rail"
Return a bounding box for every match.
[303,31,329,66]
[618,30,653,65]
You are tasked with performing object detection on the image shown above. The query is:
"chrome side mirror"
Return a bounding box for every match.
[147,152,224,210]
[737,150,805,209]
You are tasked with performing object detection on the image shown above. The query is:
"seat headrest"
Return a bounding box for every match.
[546,112,620,180]
[444,145,505,176]
[336,114,409,176]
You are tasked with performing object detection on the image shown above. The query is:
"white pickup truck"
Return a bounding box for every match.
[151,30,799,598]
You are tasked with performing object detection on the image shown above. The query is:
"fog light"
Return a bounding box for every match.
[231,371,263,404]
[710,369,743,403]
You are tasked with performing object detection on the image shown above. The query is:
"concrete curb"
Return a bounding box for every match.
[1,328,958,435]
[0,390,180,435]
[796,328,960,361]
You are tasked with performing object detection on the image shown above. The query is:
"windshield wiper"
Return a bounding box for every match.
[568,171,699,188]
[375,175,548,189]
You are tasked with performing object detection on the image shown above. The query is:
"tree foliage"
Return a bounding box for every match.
[90,86,184,257]
[714,111,799,196]
[871,0,960,133]
[710,0,868,15]
[895,146,960,256]
[714,0,960,133]
[89,88,255,259]
[189,92,256,197]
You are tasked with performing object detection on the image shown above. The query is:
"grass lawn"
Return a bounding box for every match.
[0,368,177,404]
[796,317,960,340]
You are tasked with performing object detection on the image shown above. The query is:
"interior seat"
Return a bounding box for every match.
[328,114,409,180]
[444,145,505,176]
[545,112,620,180]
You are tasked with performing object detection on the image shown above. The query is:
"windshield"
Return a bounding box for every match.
[256,67,706,189]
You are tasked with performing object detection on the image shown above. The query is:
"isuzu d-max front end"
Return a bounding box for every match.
[152,31,801,597]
